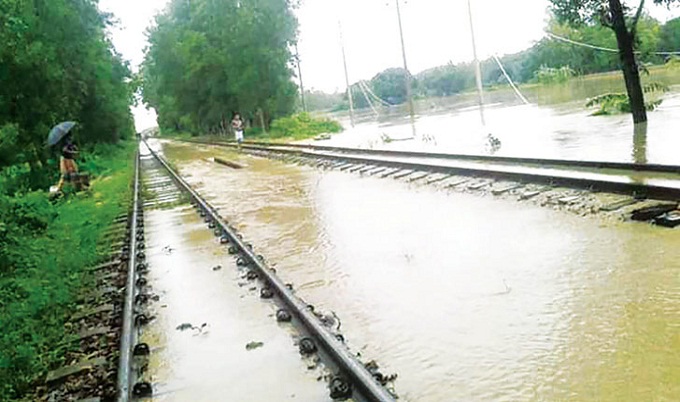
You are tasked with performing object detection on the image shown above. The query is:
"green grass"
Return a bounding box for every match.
[159,112,343,143]
[0,141,136,400]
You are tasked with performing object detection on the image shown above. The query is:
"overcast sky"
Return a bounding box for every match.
[99,0,680,128]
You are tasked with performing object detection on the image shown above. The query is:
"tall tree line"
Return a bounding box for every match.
[341,13,680,111]
[0,0,135,179]
[141,0,300,135]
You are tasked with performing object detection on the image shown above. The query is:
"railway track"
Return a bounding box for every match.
[179,138,680,201]
[171,138,680,225]
[126,141,397,401]
[243,141,680,173]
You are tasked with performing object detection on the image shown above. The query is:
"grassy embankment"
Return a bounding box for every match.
[0,142,136,400]
[162,112,343,143]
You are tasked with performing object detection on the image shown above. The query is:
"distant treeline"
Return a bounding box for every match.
[310,15,680,111]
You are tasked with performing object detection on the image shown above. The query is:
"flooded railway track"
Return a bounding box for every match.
[179,138,680,226]
[141,138,680,401]
[127,141,396,401]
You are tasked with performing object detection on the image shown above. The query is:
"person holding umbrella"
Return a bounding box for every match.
[56,133,80,191]
[47,121,87,193]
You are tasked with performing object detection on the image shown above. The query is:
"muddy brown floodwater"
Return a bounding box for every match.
[138,146,330,401]
[152,139,679,402]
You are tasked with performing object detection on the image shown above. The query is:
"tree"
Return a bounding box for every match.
[548,0,679,124]
[142,0,299,134]
[0,0,135,186]
[658,17,680,52]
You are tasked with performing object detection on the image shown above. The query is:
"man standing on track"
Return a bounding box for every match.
[231,112,244,149]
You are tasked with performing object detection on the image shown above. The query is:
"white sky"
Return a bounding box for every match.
[99,0,680,128]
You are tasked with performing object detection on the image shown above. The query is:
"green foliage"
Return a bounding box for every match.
[266,113,343,140]
[585,82,669,114]
[0,142,135,400]
[658,17,680,52]
[533,65,577,84]
[369,68,410,105]
[142,0,299,135]
[666,55,680,68]
[548,0,678,26]
[417,63,475,97]
[304,90,345,112]
[0,0,135,179]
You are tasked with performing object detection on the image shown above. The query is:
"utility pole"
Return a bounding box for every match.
[339,21,356,127]
[395,0,416,138]
[294,43,307,112]
[467,0,486,128]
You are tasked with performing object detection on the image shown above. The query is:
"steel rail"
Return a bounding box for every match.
[176,139,680,201]
[116,151,140,402]
[217,139,680,174]
[143,141,395,402]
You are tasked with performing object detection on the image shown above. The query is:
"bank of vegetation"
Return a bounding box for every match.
[311,13,680,113]
[0,0,136,399]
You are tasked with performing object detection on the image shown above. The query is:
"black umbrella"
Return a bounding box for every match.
[47,121,76,146]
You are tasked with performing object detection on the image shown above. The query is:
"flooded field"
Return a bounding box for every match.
[153,139,680,402]
[318,68,680,165]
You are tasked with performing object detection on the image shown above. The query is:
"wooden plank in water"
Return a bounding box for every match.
[214,157,244,169]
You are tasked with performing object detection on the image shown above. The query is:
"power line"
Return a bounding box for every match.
[361,80,392,107]
[358,80,380,117]
[545,31,680,56]
[492,55,530,105]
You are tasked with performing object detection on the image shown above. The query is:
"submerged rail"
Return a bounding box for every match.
[116,151,143,401]
[242,141,680,173]
[142,140,395,402]
[177,138,680,201]
[178,138,680,173]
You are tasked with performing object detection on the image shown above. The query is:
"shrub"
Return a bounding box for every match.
[585,82,670,115]
[268,113,343,139]
[533,65,576,85]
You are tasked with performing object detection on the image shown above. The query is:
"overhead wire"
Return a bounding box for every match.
[486,30,680,107]
[358,80,380,117]
[545,31,680,56]
[361,80,392,107]
[492,55,531,105]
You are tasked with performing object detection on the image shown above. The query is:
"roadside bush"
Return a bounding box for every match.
[533,65,577,85]
[0,192,57,276]
[268,112,343,139]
